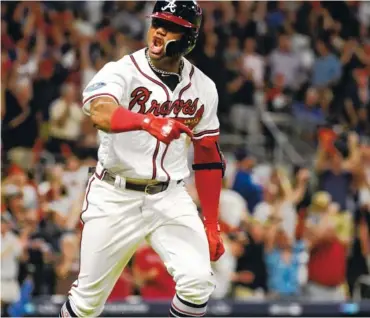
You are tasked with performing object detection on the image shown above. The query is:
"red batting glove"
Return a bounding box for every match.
[204,222,225,262]
[142,114,193,144]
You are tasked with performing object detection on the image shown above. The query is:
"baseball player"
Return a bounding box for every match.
[60,1,225,317]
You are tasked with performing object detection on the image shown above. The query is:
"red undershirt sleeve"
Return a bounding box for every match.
[110,106,146,133]
[193,136,223,231]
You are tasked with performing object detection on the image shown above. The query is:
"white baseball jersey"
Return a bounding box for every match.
[82,48,219,181]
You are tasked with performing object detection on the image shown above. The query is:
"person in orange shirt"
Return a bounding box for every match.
[132,243,175,300]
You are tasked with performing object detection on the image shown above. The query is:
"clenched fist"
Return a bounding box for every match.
[142,114,193,144]
[204,222,225,262]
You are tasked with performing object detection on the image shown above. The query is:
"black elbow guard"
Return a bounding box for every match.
[192,142,226,177]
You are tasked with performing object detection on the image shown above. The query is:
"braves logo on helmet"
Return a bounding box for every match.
[161,0,177,13]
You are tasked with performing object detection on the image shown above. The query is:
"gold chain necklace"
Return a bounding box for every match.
[145,49,183,81]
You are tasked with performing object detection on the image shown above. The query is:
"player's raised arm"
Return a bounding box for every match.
[88,96,193,144]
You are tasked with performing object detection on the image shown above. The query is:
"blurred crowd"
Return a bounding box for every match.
[205,137,370,301]
[1,1,370,316]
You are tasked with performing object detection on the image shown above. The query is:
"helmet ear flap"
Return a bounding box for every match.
[164,39,184,58]
[164,28,198,57]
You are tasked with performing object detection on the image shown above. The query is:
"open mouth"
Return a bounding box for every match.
[150,37,164,55]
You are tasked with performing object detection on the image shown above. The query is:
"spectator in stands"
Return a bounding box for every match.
[32,58,68,122]
[347,149,370,296]
[347,203,370,298]
[315,132,360,212]
[242,37,265,89]
[338,38,369,102]
[304,192,352,301]
[38,164,77,231]
[285,13,314,74]
[2,184,27,229]
[19,208,57,296]
[227,233,263,300]
[233,212,267,300]
[311,38,342,90]
[230,8,257,42]
[111,2,146,41]
[195,31,229,116]
[265,73,292,113]
[268,33,302,92]
[292,88,326,141]
[223,36,242,63]
[2,78,38,169]
[227,56,257,136]
[14,47,39,80]
[132,243,175,300]
[265,1,286,30]
[293,166,313,213]
[232,148,263,214]
[219,180,250,233]
[3,165,38,210]
[55,233,79,296]
[113,32,136,61]
[1,213,27,317]
[316,88,335,122]
[79,36,108,92]
[359,147,370,204]
[344,69,370,135]
[264,218,307,300]
[254,167,310,240]
[1,19,13,52]
[47,82,84,155]
[251,168,310,299]
[61,155,89,201]
[358,1,370,27]
[79,39,98,93]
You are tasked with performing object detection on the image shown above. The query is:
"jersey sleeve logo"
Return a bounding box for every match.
[85,82,106,92]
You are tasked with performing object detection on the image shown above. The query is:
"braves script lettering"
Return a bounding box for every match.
[129,87,200,116]
[129,87,204,129]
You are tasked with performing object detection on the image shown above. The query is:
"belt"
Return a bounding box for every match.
[88,167,181,195]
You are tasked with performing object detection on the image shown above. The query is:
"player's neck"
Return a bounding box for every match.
[151,57,182,74]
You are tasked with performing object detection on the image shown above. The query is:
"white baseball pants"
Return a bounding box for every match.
[67,172,215,317]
